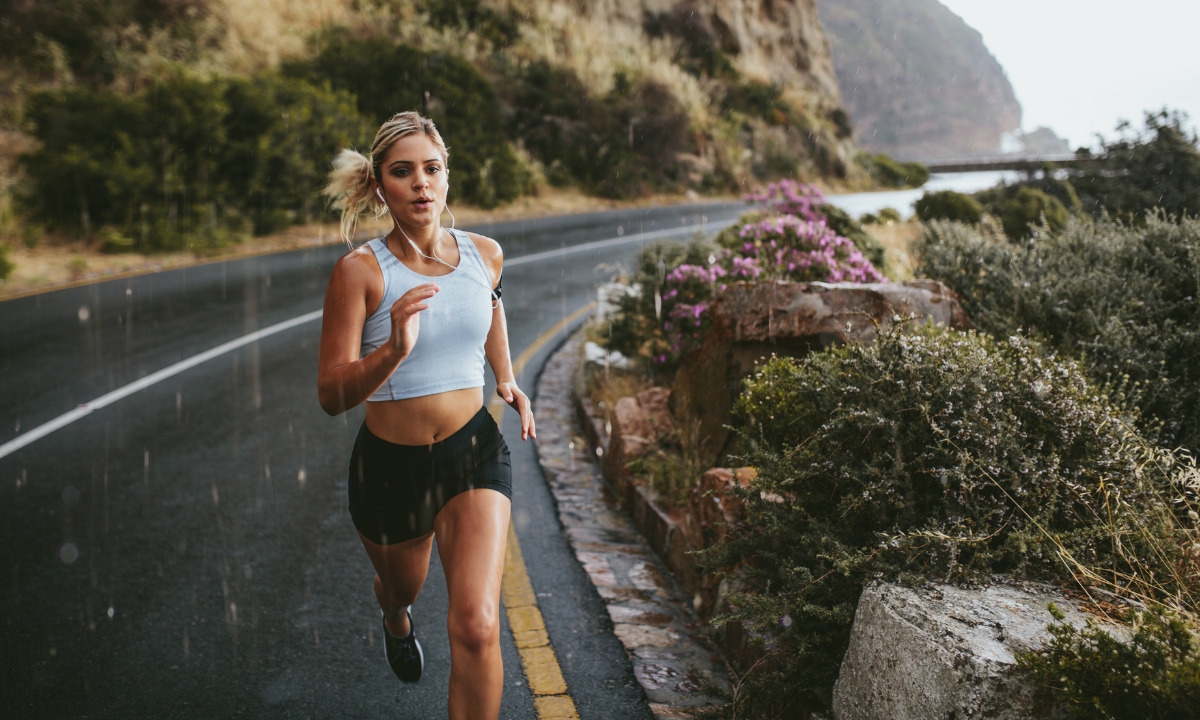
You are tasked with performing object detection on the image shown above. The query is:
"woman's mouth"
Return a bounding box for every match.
[413,198,433,210]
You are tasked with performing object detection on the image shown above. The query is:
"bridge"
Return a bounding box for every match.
[921,154,1105,173]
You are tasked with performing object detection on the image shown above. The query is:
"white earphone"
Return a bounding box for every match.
[374,185,497,307]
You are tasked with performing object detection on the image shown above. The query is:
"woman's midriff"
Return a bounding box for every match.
[364,387,485,445]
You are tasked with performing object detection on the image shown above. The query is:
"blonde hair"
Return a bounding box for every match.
[324,111,450,248]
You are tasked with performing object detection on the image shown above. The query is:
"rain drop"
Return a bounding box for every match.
[781,614,793,628]
[59,543,79,564]
[616,225,625,236]
[107,607,115,619]
[62,485,81,505]
[297,469,307,485]
[78,306,90,322]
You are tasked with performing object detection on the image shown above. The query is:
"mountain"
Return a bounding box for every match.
[815,0,1022,160]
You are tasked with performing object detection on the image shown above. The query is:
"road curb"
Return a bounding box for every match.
[532,329,729,718]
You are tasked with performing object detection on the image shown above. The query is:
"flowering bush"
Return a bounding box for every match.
[660,262,728,362]
[603,180,886,370]
[737,214,885,283]
[743,179,827,222]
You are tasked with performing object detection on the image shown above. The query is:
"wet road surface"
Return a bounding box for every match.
[0,201,743,719]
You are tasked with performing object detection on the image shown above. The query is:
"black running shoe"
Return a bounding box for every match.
[383,608,423,683]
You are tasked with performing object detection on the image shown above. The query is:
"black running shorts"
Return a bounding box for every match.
[348,406,512,545]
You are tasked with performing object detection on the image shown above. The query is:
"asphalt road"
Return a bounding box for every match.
[0,201,744,719]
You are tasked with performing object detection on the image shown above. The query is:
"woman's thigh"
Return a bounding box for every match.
[434,489,512,617]
[359,531,435,593]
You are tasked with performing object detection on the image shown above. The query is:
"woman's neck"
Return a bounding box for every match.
[389,221,446,258]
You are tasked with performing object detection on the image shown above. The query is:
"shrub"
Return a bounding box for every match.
[859,152,930,189]
[915,189,984,224]
[735,214,884,283]
[975,184,1070,240]
[22,74,367,250]
[0,243,13,282]
[422,0,520,47]
[877,207,902,224]
[1074,110,1200,222]
[605,237,717,372]
[286,32,531,207]
[743,181,887,271]
[817,203,886,271]
[700,326,1178,717]
[508,62,687,198]
[604,181,886,369]
[1019,606,1200,720]
[0,0,213,84]
[915,214,1200,451]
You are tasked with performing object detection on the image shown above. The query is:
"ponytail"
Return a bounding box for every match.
[324,148,385,249]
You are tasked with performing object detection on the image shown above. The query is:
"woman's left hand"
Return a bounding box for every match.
[496,382,535,440]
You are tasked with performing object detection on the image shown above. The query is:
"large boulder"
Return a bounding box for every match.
[672,280,969,466]
[832,582,1125,720]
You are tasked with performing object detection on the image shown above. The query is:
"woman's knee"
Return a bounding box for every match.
[448,604,500,655]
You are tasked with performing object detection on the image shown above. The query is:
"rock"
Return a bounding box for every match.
[603,387,676,488]
[584,341,633,371]
[817,0,1023,161]
[596,282,640,323]
[832,582,1125,720]
[683,467,757,552]
[672,280,969,466]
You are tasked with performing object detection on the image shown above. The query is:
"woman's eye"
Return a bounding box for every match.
[426,166,441,174]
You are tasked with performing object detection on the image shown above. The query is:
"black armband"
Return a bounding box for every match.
[493,272,502,300]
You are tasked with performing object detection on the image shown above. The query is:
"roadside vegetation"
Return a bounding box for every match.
[592,112,1200,718]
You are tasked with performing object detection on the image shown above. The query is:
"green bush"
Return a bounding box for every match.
[1075,110,1200,222]
[508,63,688,198]
[914,189,984,224]
[0,0,213,84]
[22,74,367,250]
[700,326,1178,717]
[422,0,520,47]
[859,152,929,189]
[285,32,531,208]
[0,243,13,282]
[604,237,716,372]
[915,214,1200,451]
[877,207,902,224]
[975,184,1070,240]
[1019,606,1200,720]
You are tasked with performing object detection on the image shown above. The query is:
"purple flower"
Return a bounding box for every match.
[743,180,827,222]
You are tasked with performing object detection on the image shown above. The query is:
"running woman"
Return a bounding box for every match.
[317,111,532,720]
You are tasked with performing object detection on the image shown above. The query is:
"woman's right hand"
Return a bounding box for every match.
[388,283,439,361]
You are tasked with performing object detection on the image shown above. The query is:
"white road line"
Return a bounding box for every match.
[503,217,738,267]
[1,217,738,460]
[0,309,324,460]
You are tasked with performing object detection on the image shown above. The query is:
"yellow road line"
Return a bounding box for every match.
[490,301,595,720]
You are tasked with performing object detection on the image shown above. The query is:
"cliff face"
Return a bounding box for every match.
[517,0,856,178]
[815,0,1022,160]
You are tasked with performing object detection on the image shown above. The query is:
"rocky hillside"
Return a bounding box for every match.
[0,0,862,244]
[816,0,1022,160]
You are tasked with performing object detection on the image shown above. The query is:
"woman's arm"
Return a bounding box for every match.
[317,250,439,415]
[473,233,535,440]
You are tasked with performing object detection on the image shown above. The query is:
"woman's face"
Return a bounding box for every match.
[374,134,449,228]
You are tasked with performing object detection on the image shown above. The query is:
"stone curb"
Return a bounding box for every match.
[533,330,730,717]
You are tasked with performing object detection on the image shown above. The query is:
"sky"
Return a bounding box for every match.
[936,0,1200,150]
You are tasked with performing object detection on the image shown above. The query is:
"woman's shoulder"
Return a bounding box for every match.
[331,240,384,287]
[461,230,503,281]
